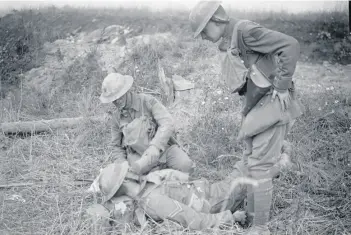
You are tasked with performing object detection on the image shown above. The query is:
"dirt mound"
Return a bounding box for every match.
[22,28,174,92]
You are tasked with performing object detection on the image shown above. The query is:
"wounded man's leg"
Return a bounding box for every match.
[139,191,234,230]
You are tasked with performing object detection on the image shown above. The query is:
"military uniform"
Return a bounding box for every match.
[108,91,194,173]
[104,168,246,230]
[219,19,304,234]
[189,3,304,233]
[218,18,303,178]
[99,154,289,230]
[137,180,235,230]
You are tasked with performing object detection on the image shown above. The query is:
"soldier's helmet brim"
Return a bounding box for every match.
[100,73,134,104]
[97,161,129,203]
[189,1,222,38]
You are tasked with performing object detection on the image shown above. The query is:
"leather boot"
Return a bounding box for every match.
[209,160,248,213]
[244,178,272,235]
[245,184,254,225]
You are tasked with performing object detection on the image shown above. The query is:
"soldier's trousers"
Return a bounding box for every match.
[244,123,289,178]
[238,88,302,178]
[139,186,234,230]
[208,124,292,214]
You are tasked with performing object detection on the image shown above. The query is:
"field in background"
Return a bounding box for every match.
[0,5,351,235]
[0,6,349,97]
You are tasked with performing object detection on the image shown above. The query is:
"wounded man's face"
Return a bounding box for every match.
[113,93,127,110]
[111,199,135,225]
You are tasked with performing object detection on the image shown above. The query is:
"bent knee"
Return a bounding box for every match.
[170,155,195,173]
[164,145,195,173]
[179,160,196,173]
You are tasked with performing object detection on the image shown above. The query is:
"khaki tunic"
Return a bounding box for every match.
[109,92,194,172]
[219,19,304,178]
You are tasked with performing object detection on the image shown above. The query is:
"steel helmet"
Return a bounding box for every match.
[99,73,134,104]
[189,1,229,38]
[95,161,129,203]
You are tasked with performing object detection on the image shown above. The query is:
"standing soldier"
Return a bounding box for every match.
[100,73,195,175]
[189,1,304,234]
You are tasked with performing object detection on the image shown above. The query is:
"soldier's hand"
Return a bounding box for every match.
[132,145,161,175]
[142,145,161,159]
[233,210,246,224]
[271,89,290,111]
[145,171,162,185]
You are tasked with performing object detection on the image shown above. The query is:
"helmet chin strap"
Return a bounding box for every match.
[114,92,128,109]
[210,15,230,24]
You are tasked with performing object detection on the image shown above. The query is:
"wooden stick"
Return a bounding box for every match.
[0,182,34,188]
[158,61,174,105]
[0,180,93,189]
[1,115,105,135]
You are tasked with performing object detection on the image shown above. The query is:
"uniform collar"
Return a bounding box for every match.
[218,18,240,51]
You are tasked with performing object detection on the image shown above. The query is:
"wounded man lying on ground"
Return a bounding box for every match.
[100,73,195,175]
[86,147,293,231]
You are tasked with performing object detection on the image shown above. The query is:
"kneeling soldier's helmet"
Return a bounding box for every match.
[100,73,134,104]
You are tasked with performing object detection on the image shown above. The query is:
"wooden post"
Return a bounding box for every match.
[157,61,174,105]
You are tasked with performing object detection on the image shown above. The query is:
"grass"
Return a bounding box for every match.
[1,4,351,235]
[272,90,351,234]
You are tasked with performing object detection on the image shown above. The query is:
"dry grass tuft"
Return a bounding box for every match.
[269,89,351,234]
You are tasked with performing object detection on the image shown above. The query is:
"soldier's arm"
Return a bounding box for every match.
[144,95,175,152]
[108,113,126,159]
[146,169,189,183]
[242,24,300,91]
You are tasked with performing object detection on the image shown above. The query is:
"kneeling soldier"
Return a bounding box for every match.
[100,73,195,175]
